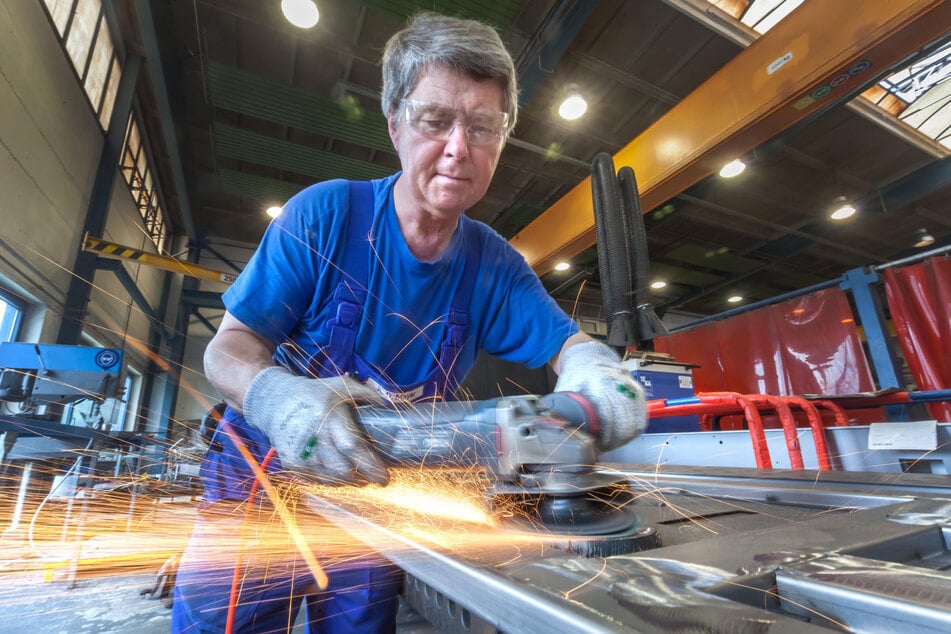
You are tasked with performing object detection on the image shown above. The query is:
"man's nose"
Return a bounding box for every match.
[443,121,470,157]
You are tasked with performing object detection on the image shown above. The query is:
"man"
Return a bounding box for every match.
[172,12,647,633]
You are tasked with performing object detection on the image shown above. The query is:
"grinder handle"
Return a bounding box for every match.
[537,391,601,437]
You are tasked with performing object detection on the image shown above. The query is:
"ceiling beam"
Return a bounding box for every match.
[509,0,951,275]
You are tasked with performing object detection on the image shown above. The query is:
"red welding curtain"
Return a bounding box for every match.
[883,256,951,422]
[655,288,876,426]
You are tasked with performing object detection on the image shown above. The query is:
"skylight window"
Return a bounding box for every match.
[875,42,951,148]
[702,0,951,152]
[740,0,804,33]
[878,42,951,104]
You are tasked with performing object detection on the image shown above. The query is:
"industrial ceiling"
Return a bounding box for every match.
[126,0,951,322]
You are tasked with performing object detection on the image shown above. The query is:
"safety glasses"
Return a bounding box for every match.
[400,99,509,146]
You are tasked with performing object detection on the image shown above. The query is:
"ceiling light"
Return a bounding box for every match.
[281,0,319,29]
[727,295,743,303]
[558,85,587,120]
[914,228,935,248]
[553,261,570,271]
[650,280,667,289]
[719,158,746,178]
[266,206,283,218]
[829,196,856,220]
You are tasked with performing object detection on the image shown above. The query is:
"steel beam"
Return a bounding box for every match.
[83,234,236,285]
[509,0,951,274]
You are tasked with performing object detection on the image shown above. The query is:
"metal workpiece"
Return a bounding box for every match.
[304,464,951,633]
[776,554,951,633]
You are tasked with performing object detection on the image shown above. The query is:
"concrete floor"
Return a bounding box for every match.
[0,569,435,633]
[0,571,172,634]
[0,500,436,633]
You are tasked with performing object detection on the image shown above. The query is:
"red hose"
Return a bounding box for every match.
[813,399,850,427]
[782,396,832,470]
[699,393,772,469]
[225,448,277,634]
[752,395,803,470]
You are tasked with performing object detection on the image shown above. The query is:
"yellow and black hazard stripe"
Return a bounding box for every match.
[82,234,237,285]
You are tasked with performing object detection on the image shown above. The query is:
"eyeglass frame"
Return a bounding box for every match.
[399,99,511,146]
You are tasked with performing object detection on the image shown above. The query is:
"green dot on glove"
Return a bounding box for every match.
[617,383,640,400]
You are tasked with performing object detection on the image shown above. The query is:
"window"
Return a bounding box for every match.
[0,289,24,342]
[40,0,123,132]
[120,115,168,253]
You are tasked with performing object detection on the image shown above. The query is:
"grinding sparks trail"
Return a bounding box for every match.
[0,466,551,587]
[312,469,494,527]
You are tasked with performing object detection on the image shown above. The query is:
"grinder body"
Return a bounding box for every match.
[354,392,600,483]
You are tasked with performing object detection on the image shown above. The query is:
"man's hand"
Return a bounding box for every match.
[554,341,647,450]
[243,366,389,485]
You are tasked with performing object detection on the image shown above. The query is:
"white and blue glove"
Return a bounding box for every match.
[243,366,389,486]
[554,341,648,450]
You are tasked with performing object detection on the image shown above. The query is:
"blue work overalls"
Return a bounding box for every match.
[171,182,481,633]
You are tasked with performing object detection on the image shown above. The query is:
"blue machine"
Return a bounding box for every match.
[0,342,123,407]
[624,356,700,432]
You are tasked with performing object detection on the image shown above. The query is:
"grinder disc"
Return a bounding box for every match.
[487,470,638,536]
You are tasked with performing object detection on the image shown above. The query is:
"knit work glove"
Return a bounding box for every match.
[554,341,648,451]
[243,366,389,486]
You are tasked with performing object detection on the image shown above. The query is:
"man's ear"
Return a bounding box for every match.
[387,113,400,150]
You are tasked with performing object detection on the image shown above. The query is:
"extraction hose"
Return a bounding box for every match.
[618,166,668,348]
[591,153,636,349]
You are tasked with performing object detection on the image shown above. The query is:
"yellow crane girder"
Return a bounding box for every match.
[509,0,951,274]
[82,234,237,285]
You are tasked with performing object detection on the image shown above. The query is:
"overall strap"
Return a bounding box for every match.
[437,225,482,396]
[322,181,375,365]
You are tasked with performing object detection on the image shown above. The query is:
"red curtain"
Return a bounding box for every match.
[655,288,877,427]
[883,256,951,422]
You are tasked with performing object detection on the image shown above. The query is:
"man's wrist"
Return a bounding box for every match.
[243,365,291,429]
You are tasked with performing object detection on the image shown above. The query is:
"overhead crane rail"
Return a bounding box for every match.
[82,233,236,285]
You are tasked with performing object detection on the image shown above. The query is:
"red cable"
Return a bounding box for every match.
[225,447,276,634]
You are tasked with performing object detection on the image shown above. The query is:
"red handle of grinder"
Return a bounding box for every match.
[538,391,601,438]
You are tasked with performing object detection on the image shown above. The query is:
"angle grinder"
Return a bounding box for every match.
[354,393,656,555]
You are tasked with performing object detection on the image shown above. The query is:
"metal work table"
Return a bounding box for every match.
[305,464,951,633]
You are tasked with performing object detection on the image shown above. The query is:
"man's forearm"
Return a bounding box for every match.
[549,331,595,375]
[203,328,276,412]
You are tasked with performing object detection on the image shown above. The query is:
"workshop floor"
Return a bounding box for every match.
[0,571,172,633]
[0,573,435,633]
[0,501,436,633]
[0,572,436,633]
[0,566,435,633]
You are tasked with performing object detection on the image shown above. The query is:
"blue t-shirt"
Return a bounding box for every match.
[223,173,578,390]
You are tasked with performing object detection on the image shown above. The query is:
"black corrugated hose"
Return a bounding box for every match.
[592,153,635,350]
[591,153,667,351]
[618,166,668,349]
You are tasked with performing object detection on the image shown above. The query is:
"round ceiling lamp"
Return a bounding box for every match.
[266,205,283,218]
[558,85,587,120]
[718,158,746,178]
[282,0,319,29]
[829,196,856,220]
[914,228,935,248]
